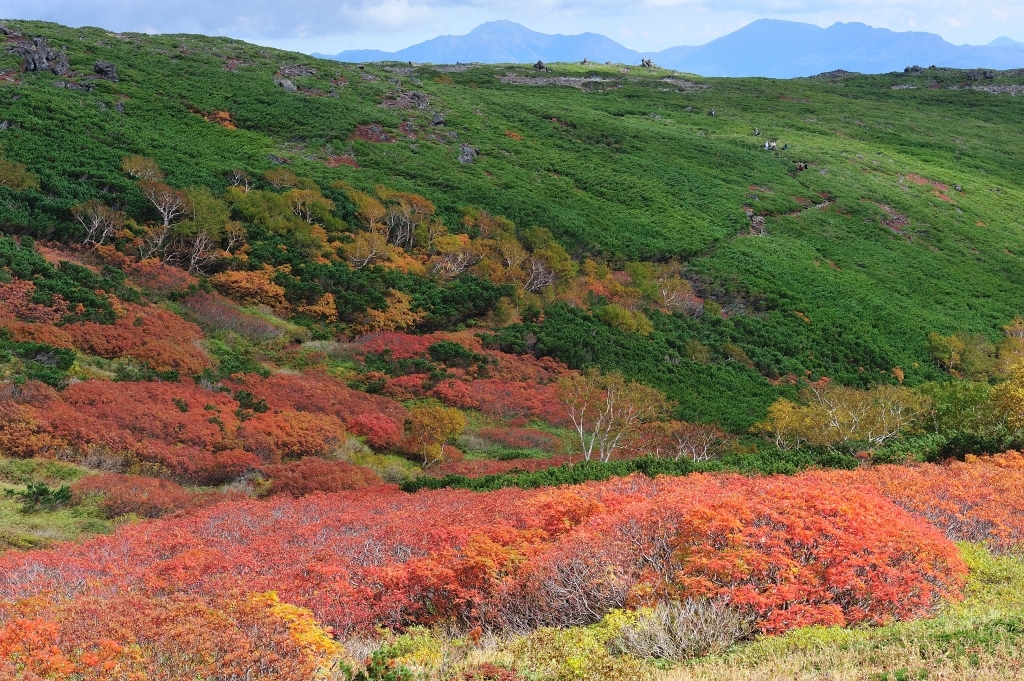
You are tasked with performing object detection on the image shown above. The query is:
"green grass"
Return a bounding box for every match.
[0,457,112,551]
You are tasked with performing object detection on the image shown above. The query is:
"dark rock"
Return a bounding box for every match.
[267,154,289,164]
[0,121,8,130]
[0,25,19,36]
[94,60,118,81]
[640,58,658,69]
[955,184,963,192]
[457,143,478,164]
[12,37,70,76]
[279,64,316,77]
[708,108,716,116]
[534,60,545,70]
[115,101,124,113]
[432,112,445,125]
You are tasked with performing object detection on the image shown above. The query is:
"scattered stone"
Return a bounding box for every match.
[457,143,478,164]
[582,57,589,65]
[754,128,760,136]
[278,64,316,77]
[0,121,7,130]
[640,58,658,68]
[53,81,92,92]
[381,90,429,109]
[0,25,19,37]
[534,60,545,71]
[12,37,70,76]
[795,162,809,172]
[274,77,297,92]
[904,65,924,74]
[432,112,445,125]
[115,101,124,113]
[93,60,118,81]
[267,154,289,164]
[708,108,716,116]
[955,185,963,192]
[498,73,610,88]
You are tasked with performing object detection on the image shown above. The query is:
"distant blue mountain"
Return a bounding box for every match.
[314,19,1024,78]
[989,36,1023,46]
[671,20,1024,77]
[315,21,640,65]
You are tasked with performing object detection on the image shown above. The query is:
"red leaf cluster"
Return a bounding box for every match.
[240,411,347,463]
[813,451,1024,551]
[249,371,409,428]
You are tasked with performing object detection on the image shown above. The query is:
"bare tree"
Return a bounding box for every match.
[558,369,669,462]
[347,231,387,268]
[226,168,251,192]
[72,199,125,245]
[432,247,479,279]
[139,180,192,228]
[524,255,557,292]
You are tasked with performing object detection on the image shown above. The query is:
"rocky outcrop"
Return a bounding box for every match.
[274,77,298,92]
[11,37,70,76]
[94,61,118,82]
[457,143,478,164]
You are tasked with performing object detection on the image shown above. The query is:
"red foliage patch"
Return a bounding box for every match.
[250,371,409,428]
[64,303,208,374]
[240,411,347,463]
[70,472,236,518]
[0,471,965,640]
[262,458,382,497]
[348,413,404,450]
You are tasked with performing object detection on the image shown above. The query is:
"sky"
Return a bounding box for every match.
[2,0,1022,55]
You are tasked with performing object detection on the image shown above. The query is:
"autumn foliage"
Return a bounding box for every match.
[0,469,967,656]
[263,458,383,497]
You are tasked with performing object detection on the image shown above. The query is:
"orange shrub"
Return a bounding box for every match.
[240,411,346,463]
[0,592,340,681]
[262,458,382,497]
[210,266,287,307]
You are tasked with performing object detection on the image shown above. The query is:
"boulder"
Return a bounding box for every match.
[274,77,297,92]
[432,112,445,125]
[94,60,118,82]
[12,37,70,76]
[534,60,545,71]
[457,143,478,164]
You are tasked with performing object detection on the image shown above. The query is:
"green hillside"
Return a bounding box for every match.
[2,19,1024,429]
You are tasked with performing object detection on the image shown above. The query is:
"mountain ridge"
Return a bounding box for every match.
[315,19,1024,77]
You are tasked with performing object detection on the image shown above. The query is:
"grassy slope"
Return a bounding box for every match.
[2,20,1024,428]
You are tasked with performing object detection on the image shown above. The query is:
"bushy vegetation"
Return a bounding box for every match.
[2,16,1024,680]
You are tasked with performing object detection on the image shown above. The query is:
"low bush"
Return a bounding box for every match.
[610,600,752,661]
[262,458,382,497]
[71,473,198,518]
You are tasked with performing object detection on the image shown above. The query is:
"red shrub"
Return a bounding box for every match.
[127,258,198,296]
[240,411,346,463]
[251,371,409,426]
[0,471,965,639]
[348,413,403,450]
[0,320,75,349]
[813,452,1024,551]
[71,473,201,518]
[64,304,208,372]
[262,458,382,497]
